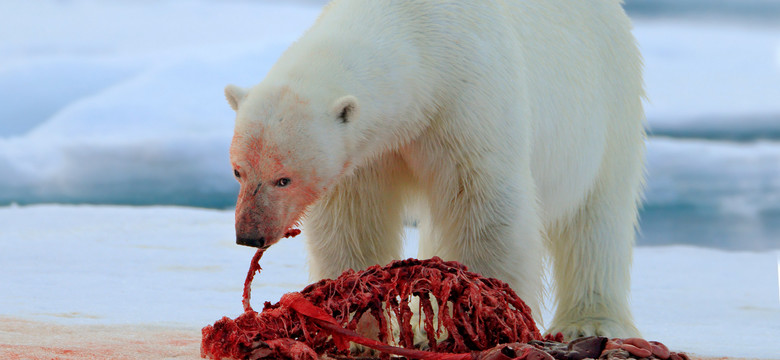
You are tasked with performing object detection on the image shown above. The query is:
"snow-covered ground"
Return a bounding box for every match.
[0,205,779,359]
[1,1,780,359]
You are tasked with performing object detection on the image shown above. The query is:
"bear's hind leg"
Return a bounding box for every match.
[546,154,643,340]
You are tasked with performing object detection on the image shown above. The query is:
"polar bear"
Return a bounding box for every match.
[225,0,645,340]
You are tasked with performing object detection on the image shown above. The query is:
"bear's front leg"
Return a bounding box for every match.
[304,153,412,281]
[416,154,545,324]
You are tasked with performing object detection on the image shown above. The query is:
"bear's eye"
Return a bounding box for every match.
[275,178,291,187]
[233,169,241,179]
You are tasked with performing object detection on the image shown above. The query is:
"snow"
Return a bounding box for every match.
[1,0,780,358]
[0,204,362,328]
[1,205,779,359]
[638,21,780,123]
[0,0,321,207]
[0,48,290,207]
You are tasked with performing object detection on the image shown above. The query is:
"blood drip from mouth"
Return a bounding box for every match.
[242,230,299,313]
[241,249,264,313]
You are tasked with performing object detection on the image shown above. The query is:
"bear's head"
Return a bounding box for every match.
[225,84,358,249]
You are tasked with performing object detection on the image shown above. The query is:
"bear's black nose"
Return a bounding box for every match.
[236,236,265,248]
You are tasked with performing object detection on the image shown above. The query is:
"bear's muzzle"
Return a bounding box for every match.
[236,236,266,249]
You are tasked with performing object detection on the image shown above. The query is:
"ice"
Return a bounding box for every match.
[630,245,780,358]
[0,1,321,206]
[0,205,308,327]
[0,44,298,206]
[636,21,780,135]
[646,138,780,215]
[1,205,779,358]
[0,1,320,63]
[623,0,780,24]
[0,58,143,138]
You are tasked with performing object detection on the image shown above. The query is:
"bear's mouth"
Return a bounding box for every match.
[237,228,300,249]
[257,228,300,249]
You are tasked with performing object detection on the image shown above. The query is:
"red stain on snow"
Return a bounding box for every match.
[0,317,200,360]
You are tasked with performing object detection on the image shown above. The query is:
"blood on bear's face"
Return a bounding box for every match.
[230,131,323,249]
[226,85,358,249]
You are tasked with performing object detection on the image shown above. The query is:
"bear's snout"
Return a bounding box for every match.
[236,235,266,248]
[235,198,274,248]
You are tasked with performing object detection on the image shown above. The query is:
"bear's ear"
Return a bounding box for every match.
[225,84,248,111]
[331,95,358,124]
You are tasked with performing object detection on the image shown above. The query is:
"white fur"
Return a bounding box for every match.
[228,0,645,339]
